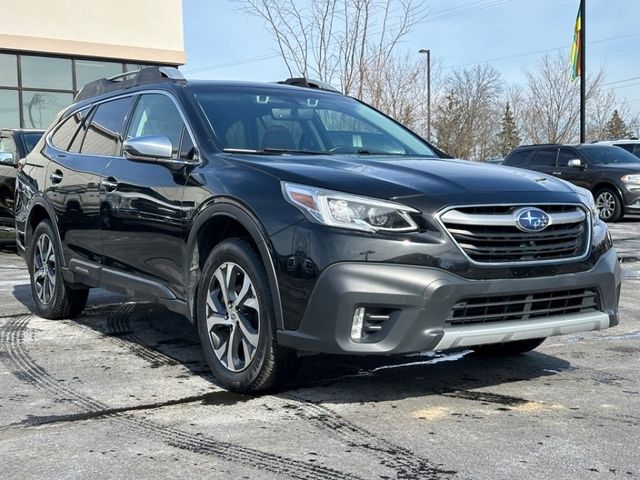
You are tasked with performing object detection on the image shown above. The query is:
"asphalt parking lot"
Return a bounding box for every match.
[1,219,639,480]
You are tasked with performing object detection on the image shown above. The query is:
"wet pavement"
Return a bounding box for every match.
[0,219,639,480]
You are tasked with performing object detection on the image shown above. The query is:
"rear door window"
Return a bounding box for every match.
[529,149,558,167]
[81,96,133,156]
[504,150,530,166]
[51,109,88,151]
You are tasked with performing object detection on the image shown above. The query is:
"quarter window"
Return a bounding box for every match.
[81,97,133,156]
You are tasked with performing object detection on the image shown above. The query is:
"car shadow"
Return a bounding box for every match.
[11,284,571,403]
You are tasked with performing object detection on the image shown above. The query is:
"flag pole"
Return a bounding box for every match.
[580,0,586,143]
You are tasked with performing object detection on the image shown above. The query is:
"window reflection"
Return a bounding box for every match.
[22,91,74,129]
[21,56,73,90]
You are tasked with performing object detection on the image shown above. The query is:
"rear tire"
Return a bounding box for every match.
[595,188,623,222]
[197,238,300,393]
[28,220,89,319]
[471,338,545,356]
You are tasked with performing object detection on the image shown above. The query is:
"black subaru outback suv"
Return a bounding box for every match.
[16,68,621,392]
[504,143,640,222]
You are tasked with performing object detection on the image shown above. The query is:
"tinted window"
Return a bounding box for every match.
[0,53,17,87]
[23,132,43,153]
[126,94,185,157]
[614,143,634,153]
[505,150,529,166]
[21,56,72,90]
[51,110,87,150]
[530,149,558,167]
[0,90,19,128]
[579,146,640,165]
[82,97,133,156]
[557,148,580,167]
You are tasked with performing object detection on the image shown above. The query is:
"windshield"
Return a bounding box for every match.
[23,132,43,154]
[193,86,436,157]
[579,145,640,165]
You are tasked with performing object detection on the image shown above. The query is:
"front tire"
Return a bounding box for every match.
[471,338,545,356]
[595,188,623,222]
[28,220,89,319]
[197,238,299,393]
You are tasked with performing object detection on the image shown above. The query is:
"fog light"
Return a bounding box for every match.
[351,307,365,340]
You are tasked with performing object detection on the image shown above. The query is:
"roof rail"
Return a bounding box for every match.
[74,66,186,102]
[276,77,342,93]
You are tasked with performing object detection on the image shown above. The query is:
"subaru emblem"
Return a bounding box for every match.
[514,207,550,233]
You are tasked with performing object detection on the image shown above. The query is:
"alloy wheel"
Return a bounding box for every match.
[205,262,260,372]
[595,191,616,220]
[33,233,56,305]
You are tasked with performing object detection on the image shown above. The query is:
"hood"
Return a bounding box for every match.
[226,154,579,202]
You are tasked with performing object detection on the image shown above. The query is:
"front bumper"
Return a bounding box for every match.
[277,247,621,354]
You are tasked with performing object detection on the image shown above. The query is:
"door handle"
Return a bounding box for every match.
[49,170,63,184]
[552,171,562,175]
[102,177,118,192]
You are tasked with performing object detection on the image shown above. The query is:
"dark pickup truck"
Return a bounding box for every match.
[0,129,44,237]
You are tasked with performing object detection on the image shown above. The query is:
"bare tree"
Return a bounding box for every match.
[432,64,502,160]
[520,53,603,144]
[236,0,426,96]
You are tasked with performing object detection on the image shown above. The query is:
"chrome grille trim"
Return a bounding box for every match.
[436,203,592,266]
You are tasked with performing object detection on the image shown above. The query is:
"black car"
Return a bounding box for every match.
[0,129,44,235]
[504,144,640,221]
[16,68,621,393]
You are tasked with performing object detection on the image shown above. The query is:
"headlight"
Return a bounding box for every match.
[572,186,598,223]
[282,182,420,232]
[622,174,640,184]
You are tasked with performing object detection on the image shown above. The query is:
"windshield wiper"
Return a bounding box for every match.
[223,147,327,155]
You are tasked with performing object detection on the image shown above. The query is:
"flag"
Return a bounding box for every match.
[570,6,582,80]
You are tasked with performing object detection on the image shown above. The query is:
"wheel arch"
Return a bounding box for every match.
[25,197,66,266]
[186,199,284,329]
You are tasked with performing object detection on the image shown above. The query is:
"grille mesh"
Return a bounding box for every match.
[447,288,600,326]
[441,205,589,263]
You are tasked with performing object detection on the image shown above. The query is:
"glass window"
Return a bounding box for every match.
[633,145,640,158]
[557,148,580,167]
[578,145,640,165]
[0,54,18,87]
[0,90,20,128]
[193,87,436,157]
[68,109,89,153]
[22,91,74,129]
[126,94,185,156]
[614,143,634,153]
[179,128,196,160]
[21,56,72,90]
[125,63,150,73]
[530,149,558,167]
[82,97,133,156]
[51,109,87,151]
[23,132,44,153]
[75,60,123,89]
[504,150,529,166]
[0,135,18,162]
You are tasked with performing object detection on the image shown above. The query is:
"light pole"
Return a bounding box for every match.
[418,48,431,142]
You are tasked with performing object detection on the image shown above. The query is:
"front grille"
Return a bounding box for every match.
[447,288,600,326]
[440,204,589,264]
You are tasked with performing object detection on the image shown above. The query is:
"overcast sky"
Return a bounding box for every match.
[181,0,640,115]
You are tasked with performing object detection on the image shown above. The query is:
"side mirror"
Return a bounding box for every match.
[568,158,584,168]
[0,152,16,165]
[123,135,173,162]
